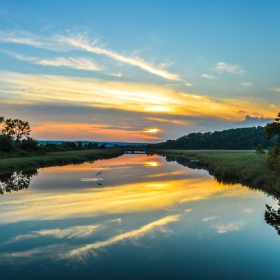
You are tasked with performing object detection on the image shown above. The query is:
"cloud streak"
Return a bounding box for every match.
[0,30,179,80]
[201,74,217,79]
[8,225,101,243]
[11,52,102,71]
[58,34,180,80]
[65,215,180,259]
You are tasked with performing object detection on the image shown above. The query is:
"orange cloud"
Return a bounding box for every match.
[33,122,161,141]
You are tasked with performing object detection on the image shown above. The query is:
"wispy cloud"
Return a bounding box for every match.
[241,82,252,87]
[58,34,180,80]
[65,215,180,259]
[36,57,102,71]
[7,51,102,71]
[270,88,280,92]
[0,30,179,80]
[213,221,245,234]
[0,30,60,50]
[202,216,216,222]
[108,71,122,77]
[8,225,101,243]
[213,62,244,74]
[185,82,193,87]
[201,74,217,79]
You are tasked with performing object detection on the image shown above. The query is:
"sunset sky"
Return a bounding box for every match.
[0,1,279,142]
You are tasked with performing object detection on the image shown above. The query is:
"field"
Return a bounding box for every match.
[0,149,124,173]
[149,149,280,197]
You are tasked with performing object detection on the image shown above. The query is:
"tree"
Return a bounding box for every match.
[265,113,280,172]
[255,144,265,155]
[1,118,31,141]
[266,112,280,143]
[20,137,39,152]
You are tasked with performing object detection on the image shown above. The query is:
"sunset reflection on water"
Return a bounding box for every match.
[0,154,278,279]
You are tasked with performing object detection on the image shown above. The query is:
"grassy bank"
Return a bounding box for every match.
[0,149,124,173]
[148,149,280,196]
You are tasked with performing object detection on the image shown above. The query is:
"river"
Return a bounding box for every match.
[0,154,280,279]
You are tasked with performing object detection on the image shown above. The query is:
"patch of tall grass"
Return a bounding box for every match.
[0,149,124,173]
[149,149,280,197]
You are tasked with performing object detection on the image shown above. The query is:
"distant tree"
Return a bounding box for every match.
[255,144,265,155]
[99,143,107,149]
[20,137,39,152]
[77,141,83,150]
[61,141,77,150]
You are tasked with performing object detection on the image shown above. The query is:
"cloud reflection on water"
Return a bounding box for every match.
[0,155,251,225]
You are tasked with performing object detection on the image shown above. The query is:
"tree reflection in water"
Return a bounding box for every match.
[0,169,38,194]
[265,202,280,235]
[163,154,280,236]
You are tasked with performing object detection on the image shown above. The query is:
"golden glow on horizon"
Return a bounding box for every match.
[0,71,277,121]
[144,128,159,133]
[0,172,251,225]
[144,161,161,167]
[32,122,162,141]
[0,71,278,141]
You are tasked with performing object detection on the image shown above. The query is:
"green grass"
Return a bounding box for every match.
[0,149,124,173]
[148,149,280,197]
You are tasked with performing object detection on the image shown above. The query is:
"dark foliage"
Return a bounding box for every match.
[265,202,280,235]
[147,126,276,150]
[0,135,14,152]
[256,144,265,155]
[0,169,38,194]
[265,113,280,173]
[20,137,39,152]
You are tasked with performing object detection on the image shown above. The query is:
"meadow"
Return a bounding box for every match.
[148,149,280,197]
[0,149,124,173]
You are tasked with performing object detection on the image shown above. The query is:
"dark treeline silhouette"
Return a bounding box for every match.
[147,126,277,150]
[43,141,106,152]
[0,116,108,157]
[0,169,38,194]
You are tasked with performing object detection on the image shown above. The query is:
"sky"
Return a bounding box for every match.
[0,0,279,142]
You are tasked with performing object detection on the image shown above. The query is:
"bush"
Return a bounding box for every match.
[20,137,39,152]
[0,135,13,152]
[256,144,265,155]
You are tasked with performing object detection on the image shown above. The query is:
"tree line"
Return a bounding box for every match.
[147,126,277,150]
[0,116,107,156]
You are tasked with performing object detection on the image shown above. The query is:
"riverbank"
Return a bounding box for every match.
[0,149,124,173]
[147,149,280,196]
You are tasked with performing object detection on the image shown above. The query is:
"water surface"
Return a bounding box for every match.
[0,154,279,279]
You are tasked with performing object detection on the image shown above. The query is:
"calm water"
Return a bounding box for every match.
[1,154,280,279]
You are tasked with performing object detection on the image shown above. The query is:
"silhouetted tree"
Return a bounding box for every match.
[266,113,280,143]
[1,118,31,141]
[266,113,280,172]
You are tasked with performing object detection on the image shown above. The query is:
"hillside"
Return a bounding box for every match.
[147,126,277,150]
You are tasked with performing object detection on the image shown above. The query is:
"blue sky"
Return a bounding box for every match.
[0,1,279,141]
